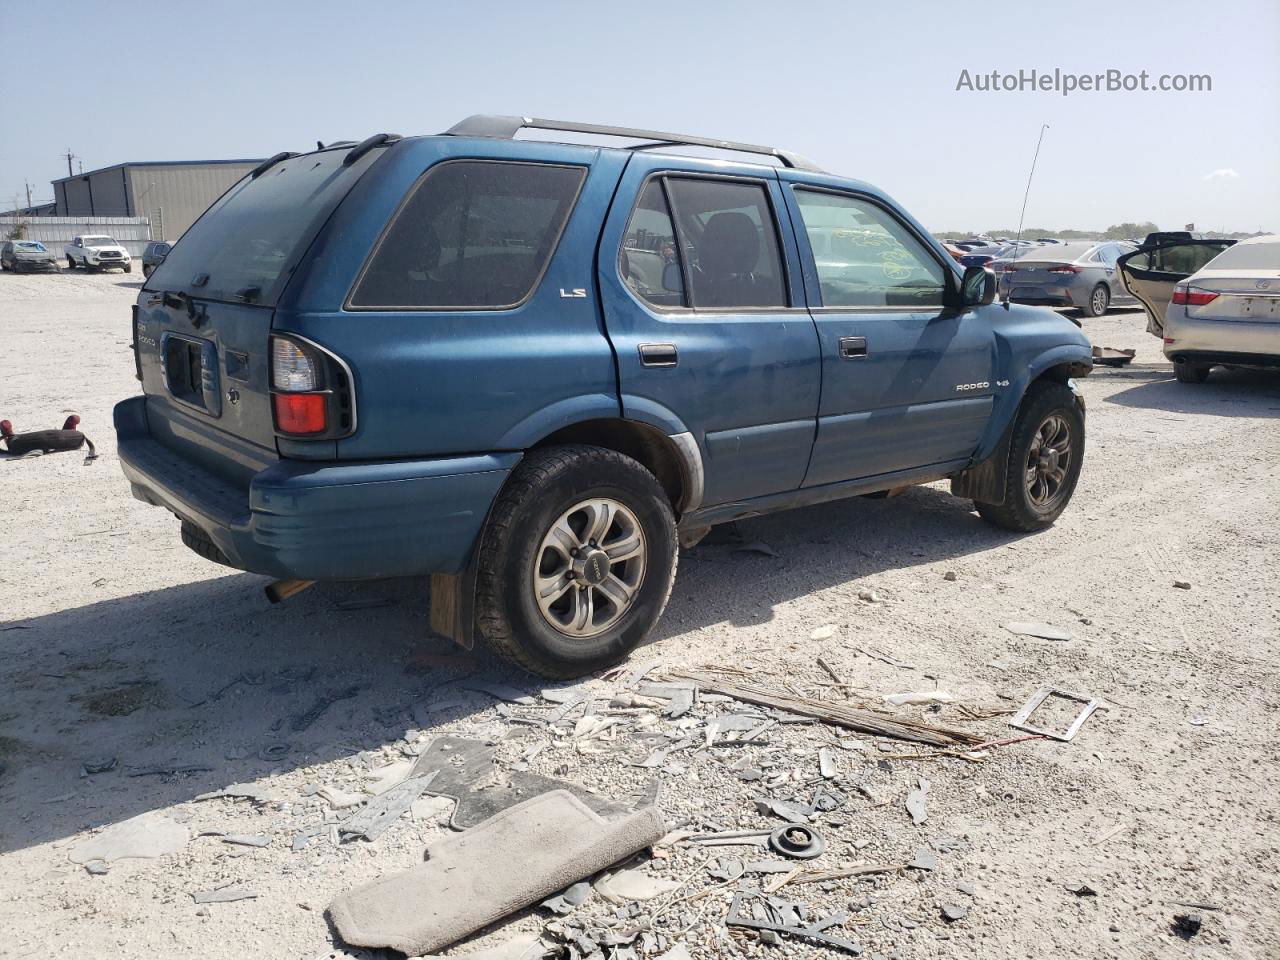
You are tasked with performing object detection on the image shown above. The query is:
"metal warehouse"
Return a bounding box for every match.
[51,159,262,241]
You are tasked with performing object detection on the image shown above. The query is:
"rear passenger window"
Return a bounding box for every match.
[350,160,586,309]
[620,180,686,307]
[794,190,945,308]
[665,178,788,309]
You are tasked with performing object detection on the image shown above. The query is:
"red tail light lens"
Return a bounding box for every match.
[1001,264,1018,273]
[1047,264,1080,274]
[273,392,328,434]
[1171,286,1218,306]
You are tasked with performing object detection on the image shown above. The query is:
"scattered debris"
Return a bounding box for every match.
[220,834,271,848]
[327,790,666,956]
[127,763,213,778]
[735,541,778,558]
[340,771,439,842]
[907,847,938,871]
[724,890,861,954]
[671,672,982,747]
[885,690,955,707]
[68,813,189,864]
[854,646,915,670]
[1173,913,1203,938]
[258,741,291,762]
[540,881,593,915]
[768,824,825,860]
[857,589,879,602]
[1009,686,1102,742]
[1173,580,1192,590]
[84,861,110,876]
[194,782,278,804]
[192,886,258,904]
[1066,883,1098,897]
[1003,621,1073,642]
[465,682,537,705]
[905,777,929,825]
[81,756,117,775]
[941,903,969,922]
[1091,345,1136,367]
[809,625,837,641]
[943,570,958,581]
[594,866,681,903]
[818,747,837,779]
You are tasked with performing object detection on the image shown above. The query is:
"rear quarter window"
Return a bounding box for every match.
[349,160,586,310]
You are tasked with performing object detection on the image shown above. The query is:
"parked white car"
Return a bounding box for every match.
[64,235,132,273]
[1118,235,1279,383]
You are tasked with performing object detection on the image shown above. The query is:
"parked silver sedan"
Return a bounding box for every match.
[996,241,1138,317]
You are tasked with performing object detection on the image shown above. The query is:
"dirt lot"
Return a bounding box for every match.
[1,270,1277,960]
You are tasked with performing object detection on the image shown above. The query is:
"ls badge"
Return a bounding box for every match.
[559,288,588,298]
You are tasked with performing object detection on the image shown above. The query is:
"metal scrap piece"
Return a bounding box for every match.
[725,891,861,955]
[1009,686,1102,742]
[339,771,438,842]
[291,685,360,732]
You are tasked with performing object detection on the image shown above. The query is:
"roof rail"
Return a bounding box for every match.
[442,115,823,172]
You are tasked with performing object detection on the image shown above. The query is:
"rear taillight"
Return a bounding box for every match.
[273,393,328,434]
[1001,264,1018,273]
[1047,264,1080,274]
[130,303,142,382]
[270,335,353,439]
[1171,286,1218,306]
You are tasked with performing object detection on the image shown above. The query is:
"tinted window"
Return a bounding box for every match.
[1125,242,1234,274]
[148,147,383,305]
[1196,240,1275,271]
[351,161,585,310]
[620,179,685,307]
[665,178,787,309]
[794,190,945,307]
[1096,245,1118,265]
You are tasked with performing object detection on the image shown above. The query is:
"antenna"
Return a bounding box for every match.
[1003,123,1049,309]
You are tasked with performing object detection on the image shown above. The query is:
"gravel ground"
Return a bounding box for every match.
[1,270,1277,960]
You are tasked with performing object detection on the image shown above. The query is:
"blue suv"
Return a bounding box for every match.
[116,116,1092,678]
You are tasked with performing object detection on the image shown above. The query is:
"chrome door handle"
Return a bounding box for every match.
[839,336,867,359]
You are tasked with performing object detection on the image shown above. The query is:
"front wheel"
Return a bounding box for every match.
[67,256,76,269]
[975,381,1085,532]
[123,263,132,274]
[474,445,678,679]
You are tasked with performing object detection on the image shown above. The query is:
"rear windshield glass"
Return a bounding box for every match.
[82,236,115,246]
[1202,241,1278,271]
[145,148,384,306]
[17,242,46,251]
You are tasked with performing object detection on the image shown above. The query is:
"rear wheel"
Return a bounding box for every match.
[975,381,1085,532]
[123,263,132,274]
[1174,360,1212,384]
[1081,283,1110,318]
[475,445,678,679]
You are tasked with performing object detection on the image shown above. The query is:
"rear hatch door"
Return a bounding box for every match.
[136,146,385,479]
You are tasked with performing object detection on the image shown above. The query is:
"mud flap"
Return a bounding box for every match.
[429,567,478,650]
[951,420,1015,506]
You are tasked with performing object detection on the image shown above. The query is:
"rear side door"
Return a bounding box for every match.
[1117,240,1235,336]
[597,156,821,507]
[780,178,993,487]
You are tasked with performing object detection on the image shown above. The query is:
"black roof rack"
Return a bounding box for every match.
[442,115,822,172]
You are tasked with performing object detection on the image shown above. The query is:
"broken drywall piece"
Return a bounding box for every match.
[905,777,930,826]
[68,813,189,864]
[328,790,666,956]
[1003,621,1073,642]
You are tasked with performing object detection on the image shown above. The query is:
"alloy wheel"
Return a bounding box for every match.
[532,498,647,638]
[1024,414,1073,508]
[1091,287,1108,315]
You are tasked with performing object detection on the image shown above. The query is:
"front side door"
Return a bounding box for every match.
[598,157,821,507]
[780,178,993,487]
[1117,240,1235,336]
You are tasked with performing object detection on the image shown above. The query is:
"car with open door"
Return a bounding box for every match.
[1117,235,1279,382]
[115,116,1092,678]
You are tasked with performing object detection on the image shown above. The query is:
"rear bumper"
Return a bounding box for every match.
[1163,315,1280,365]
[114,396,518,580]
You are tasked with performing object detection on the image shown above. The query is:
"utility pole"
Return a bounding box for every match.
[25,181,32,212]
[65,149,76,177]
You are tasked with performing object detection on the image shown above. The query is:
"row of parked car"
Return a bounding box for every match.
[0,237,173,276]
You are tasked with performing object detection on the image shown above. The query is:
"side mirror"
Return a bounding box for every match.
[661,260,683,293]
[961,265,996,306]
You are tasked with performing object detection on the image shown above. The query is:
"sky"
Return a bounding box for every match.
[3,0,1278,234]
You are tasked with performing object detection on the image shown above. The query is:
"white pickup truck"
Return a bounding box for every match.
[64,235,132,273]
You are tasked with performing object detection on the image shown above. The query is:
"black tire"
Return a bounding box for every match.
[123,263,132,274]
[474,444,678,679]
[67,256,76,269]
[975,381,1085,532]
[1174,361,1211,384]
[1080,283,1110,318]
[143,264,153,279]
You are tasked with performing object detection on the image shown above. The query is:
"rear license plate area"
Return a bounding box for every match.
[161,333,221,416]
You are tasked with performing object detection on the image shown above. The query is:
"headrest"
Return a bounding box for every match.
[699,212,760,276]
